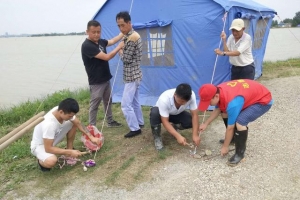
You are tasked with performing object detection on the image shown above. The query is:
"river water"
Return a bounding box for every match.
[0,28,299,108]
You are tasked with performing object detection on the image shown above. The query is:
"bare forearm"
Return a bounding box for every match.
[223,126,235,147]
[191,111,199,137]
[164,122,181,139]
[107,46,122,59]
[45,146,72,155]
[224,50,240,56]
[95,46,122,61]
[223,39,229,52]
[108,33,123,46]
[73,118,93,139]
[204,109,221,126]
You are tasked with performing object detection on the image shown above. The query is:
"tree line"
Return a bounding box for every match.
[31,32,85,37]
[272,11,300,27]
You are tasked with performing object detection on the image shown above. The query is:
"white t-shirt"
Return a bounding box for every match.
[30,106,75,149]
[227,32,254,66]
[155,89,197,117]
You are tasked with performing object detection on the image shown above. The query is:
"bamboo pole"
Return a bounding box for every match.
[0,111,45,145]
[0,117,44,151]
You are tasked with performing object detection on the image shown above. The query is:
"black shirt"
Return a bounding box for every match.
[81,38,112,85]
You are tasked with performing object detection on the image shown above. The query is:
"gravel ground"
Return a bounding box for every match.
[8,76,300,200]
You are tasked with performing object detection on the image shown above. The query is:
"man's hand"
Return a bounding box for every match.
[193,135,201,146]
[220,31,226,40]
[199,123,208,132]
[176,135,187,146]
[118,49,123,56]
[118,41,124,49]
[220,145,229,156]
[90,136,101,145]
[214,48,223,55]
[69,150,82,158]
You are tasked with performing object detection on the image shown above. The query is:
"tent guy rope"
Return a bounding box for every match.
[92,0,135,162]
[190,11,228,157]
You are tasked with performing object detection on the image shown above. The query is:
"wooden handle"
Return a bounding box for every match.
[0,117,44,151]
[0,111,45,145]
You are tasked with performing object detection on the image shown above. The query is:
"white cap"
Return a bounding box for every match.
[229,19,244,31]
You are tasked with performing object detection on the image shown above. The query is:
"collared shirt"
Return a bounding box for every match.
[122,29,143,83]
[227,32,254,67]
[155,89,198,117]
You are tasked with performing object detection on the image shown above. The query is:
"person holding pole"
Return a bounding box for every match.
[214,18,255,145]
[30,98,99,171]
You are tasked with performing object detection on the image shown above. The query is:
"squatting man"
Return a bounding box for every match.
[30,98,100,171]
[198,79,273,166]
[149,83,200,150]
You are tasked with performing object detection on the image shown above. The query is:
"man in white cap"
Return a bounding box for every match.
[214,18,255,145]
[215,18,255,80]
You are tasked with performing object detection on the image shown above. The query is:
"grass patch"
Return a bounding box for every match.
[0,89,174,198]
[259,58,300,80]
[106,156,135,185]
[0,57,299,198]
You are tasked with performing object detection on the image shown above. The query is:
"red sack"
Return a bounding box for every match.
[81,125,104,151]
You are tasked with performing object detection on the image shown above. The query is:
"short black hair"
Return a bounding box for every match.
[116,11,131,23]
[175,83,192,101]
[58,98,79,114]
[87,20,101,30]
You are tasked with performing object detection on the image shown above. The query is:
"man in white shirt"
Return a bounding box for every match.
[31,98,99,171]
[149,83,200,150]
[214,18,255,144]
[215,18,255,80]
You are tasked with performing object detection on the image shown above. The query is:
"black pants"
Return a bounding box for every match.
[149,107,192,129]
[231,63,255,80]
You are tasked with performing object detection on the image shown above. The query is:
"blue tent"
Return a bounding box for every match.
[92,0,276,106]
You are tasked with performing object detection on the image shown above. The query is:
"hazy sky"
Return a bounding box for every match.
[0,0,106,35]
[0,0,299,35]
[255,0,300,21]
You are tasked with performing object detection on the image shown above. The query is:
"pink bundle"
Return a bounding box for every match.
[81,125,104,151]
[58,156,81,169]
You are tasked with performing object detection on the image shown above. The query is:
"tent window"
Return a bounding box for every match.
[253,19,269,49]
[243,19,250,34]
[135,25,174,67]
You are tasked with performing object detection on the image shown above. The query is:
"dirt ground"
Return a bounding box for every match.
[4,76,300,200]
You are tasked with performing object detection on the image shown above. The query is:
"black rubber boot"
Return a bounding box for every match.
[151,124,163,150]
[222,118,228,127]
[227,129,248,166]
[219,118,235,144]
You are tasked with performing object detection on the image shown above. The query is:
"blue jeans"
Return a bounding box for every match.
[121,80,144,131]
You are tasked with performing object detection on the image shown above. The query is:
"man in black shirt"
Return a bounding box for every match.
[81,20,124,127]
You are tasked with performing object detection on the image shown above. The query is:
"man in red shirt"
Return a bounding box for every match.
[198,79,273,166]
